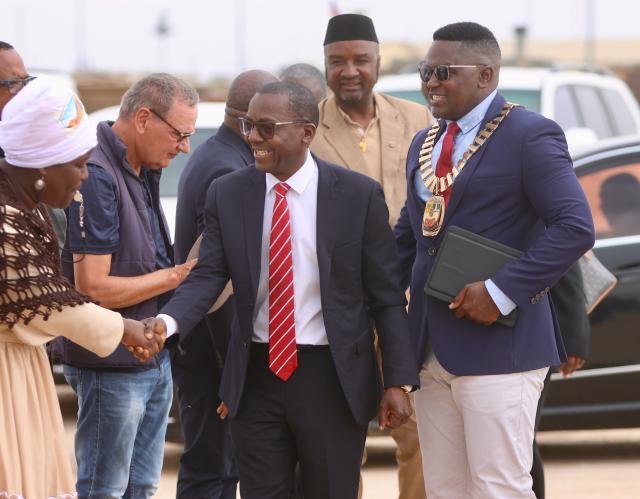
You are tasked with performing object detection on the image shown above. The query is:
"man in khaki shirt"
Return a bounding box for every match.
[311,14,432,499]
[311,15,431,228]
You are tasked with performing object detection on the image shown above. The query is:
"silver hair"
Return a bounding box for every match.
[118,73,199,119]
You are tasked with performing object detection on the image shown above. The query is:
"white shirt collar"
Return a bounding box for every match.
[265,151,316,195]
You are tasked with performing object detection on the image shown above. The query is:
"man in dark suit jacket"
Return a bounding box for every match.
[149,81,418,499]
[394,22,595,497]
[532,263,591,498]
[171,69,277,498]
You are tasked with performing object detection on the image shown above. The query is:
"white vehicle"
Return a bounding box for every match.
[89,102,226,240]
[375,66,640,152]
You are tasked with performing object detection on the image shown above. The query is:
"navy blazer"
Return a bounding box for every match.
[161,155,419,425]
[394,93,595,376]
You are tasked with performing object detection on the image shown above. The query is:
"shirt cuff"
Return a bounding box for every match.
[485,279,517,316]
[157,313,178,337]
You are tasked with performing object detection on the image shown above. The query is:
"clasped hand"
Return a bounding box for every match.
[121,318,167,362]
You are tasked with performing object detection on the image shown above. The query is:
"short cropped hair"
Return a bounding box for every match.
[434,22,501,62]
[280,63,327,97]
[0,41,14,50]
[257,81,319,127]
[119,73,199,119]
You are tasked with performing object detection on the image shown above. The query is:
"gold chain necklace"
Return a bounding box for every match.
[419,102,519,237]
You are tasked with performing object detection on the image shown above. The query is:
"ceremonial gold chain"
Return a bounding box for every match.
[418,102,520,195]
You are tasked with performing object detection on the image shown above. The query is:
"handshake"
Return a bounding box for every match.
[120,317,168,362]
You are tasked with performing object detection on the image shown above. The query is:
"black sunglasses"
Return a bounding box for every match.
[149,108,194,144]
[0,75,37,95]
[418,63,486,83]
[237,117,311,139]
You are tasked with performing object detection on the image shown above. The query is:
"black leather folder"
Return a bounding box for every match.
[424,225,523,327]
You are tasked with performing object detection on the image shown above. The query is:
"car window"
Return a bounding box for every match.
[159,127,217,197]
[577,160,640,239]
[553,85,582,130]
[600,88,638,136]
[573,85,613,139]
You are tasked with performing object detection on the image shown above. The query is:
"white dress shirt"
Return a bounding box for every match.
[160,152,329,343]
[254,152,327,344]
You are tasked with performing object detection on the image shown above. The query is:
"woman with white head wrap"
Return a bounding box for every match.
[0,77,164,498]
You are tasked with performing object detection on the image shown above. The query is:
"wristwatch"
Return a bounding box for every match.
[399,384,413,394]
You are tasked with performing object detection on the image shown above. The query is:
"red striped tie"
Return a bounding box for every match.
[268,182,297,381]
[435,121,461,206]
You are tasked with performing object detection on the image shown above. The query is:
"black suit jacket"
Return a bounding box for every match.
[550,263,590,359]
[162,155,419,425]
[172,124,252,369]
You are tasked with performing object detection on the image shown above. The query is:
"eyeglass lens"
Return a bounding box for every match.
[419,65,449,83]
[1,76,36,95]
[150,109,192,143]
[239,118,276,139]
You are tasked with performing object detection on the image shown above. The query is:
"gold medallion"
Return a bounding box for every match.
[417,102,520,239]
[422,195,445,237]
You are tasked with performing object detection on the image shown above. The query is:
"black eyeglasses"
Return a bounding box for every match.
[0,75,36,95]
[237,117,311,139]
[418,63,486,83]
[149,108,194,144]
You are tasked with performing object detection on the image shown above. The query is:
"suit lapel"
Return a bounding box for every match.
[445,94,506,223]
[241,168,266,305]
[315,156,340,305]
[321,97,367,172]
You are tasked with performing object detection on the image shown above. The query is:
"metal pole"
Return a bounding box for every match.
[585,0,596,66]
[76,0,88,71]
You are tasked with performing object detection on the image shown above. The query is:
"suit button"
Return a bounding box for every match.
[427,247,437,256]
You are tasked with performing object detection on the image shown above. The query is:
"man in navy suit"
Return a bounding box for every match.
[394,22,594,498]
[171,69,276,498]
[149,81,418,499]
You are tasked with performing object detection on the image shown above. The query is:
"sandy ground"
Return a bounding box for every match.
[59,385,640,498]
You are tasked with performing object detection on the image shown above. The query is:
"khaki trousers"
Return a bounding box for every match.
[359,395,427,499]
[416,355,547,499]
[390,397,427,499]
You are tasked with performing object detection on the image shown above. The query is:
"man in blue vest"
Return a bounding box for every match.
[58,73,198,497]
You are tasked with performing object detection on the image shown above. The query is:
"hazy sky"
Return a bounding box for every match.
[1,0,637,80]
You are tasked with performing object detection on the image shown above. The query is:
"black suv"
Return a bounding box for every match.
[541,135,640,430]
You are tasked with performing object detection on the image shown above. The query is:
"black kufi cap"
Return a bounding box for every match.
[323,14,378,45]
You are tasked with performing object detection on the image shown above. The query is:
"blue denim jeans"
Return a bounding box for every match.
[64,351,172,498]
